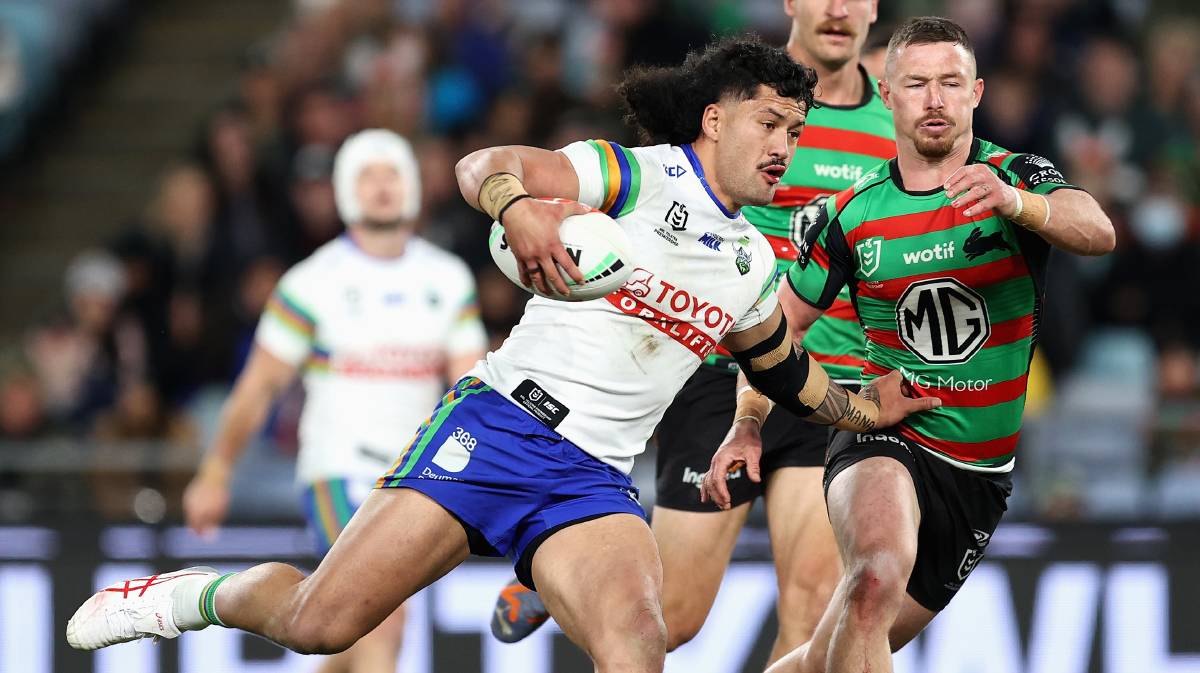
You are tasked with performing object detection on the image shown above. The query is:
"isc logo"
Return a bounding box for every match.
[895,278,990,364]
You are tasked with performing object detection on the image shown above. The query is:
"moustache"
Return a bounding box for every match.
[815,20,856,37]
[757,158,788,170]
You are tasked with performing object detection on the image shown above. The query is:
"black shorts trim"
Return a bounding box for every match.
[513,512,623,591]
[824,429,1012,612]
[654,366,830,512]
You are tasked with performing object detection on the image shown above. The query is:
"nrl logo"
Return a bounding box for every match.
[855,236,883,277]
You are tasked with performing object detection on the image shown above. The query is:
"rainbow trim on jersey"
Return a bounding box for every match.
[586,139,642,218]
[265,290,316,341]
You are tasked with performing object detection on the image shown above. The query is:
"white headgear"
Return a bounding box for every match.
[333,128,421,225]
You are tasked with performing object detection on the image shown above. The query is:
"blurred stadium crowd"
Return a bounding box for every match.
[1,0,1198,521]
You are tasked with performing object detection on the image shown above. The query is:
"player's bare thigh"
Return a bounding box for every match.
[651,502,751,649]
[255,488,469,641]
[531,514,666,666]
[763,467,841,653]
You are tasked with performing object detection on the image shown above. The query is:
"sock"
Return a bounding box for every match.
[172,572,236,631]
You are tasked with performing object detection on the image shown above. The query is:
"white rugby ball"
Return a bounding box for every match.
[488,207,635,301]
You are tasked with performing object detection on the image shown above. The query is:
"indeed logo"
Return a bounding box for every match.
[813,163,865,181]
[682,466,741,487]
[902,242,955,264]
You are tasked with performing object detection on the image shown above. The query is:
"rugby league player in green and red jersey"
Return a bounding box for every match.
[704,16,1115,673]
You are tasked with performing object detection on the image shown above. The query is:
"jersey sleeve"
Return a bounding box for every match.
[558,139,651,218]
[787,191,854,310]
[730,236,782,333]
[442,261,488,356]
[255,267,317,367]
[996,153,1081,195]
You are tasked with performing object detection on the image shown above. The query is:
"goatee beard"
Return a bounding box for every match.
[914,136,954,159]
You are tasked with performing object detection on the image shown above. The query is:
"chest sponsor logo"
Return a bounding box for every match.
[789,195,829,252]
[611,268,737,359]
[812,163,864,181]
[896,278,991,364]
[665,164,688,178]
[903,241,955,265]
[963,226,1013,261]
[666,201,689,231]
[512,379,569,429]
[698,232,723,251]
[855,236,883,277]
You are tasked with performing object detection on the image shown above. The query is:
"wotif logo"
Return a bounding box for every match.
[813,163,864,181]
[902,241,955,265]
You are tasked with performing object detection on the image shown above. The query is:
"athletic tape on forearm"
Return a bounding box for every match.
[478,172,530,223]
[729,320,878,431]
[1011,189,1050,232]
[735,385,773,426]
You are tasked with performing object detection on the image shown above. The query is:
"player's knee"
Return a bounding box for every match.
[843,552,909,621]
[594,597,667,665]
[280,615,358,655]
[278,595,367,655]
[662,600,705,651]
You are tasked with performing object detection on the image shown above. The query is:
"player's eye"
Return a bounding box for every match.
[788,130,801,141]
[762,121,776,131]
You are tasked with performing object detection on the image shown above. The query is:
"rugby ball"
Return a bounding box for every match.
[488,206,634,301]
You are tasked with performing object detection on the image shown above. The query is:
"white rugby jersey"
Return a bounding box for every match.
[470,140,779,474]
[256,234,487,484]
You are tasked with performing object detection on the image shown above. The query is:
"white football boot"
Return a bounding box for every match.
[66,567,220,650]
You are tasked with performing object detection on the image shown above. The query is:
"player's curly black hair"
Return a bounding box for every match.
[617,36,819,146]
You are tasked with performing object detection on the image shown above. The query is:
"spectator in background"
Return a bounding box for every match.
[0,361,47,440]
[199,103,282,274]
[287,143,342,258]
[89,379,199,521]
[1099,165,1200,344]
[1056,35,1167,208]
[25,250,146,432]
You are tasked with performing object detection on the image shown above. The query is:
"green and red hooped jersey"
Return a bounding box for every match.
[788,137,1080,471]
[707,67,894,383]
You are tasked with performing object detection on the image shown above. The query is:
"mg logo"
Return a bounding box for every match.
[855,236,883,277]
[896,278,990,364]
[788,195,828,253]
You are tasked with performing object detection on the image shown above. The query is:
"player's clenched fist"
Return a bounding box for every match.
[944,164,1019,219]
[700,418,764,510]
[500,198,590,296]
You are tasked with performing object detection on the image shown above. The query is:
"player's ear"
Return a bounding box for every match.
[701,103,722,141]
[782,0,796,19]
[972,77,984,109]
[869,0,878,23]
[878,78,892,110]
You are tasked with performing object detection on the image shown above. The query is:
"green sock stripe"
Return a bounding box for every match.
[201,573,237,627]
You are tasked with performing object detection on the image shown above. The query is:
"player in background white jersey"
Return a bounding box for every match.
[180,128,487,673]
[68,40,934,673]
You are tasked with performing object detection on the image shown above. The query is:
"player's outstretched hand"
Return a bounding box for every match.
[183,469,231,538]
[864,370,941,429]
[944,164,1019,219]
[501,198,590,296]
[700,419,764,510]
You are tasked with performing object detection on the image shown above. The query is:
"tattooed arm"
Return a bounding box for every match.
[721,306,936,431]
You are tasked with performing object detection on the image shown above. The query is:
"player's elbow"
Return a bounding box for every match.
[454,150,486,198]
[1093,215,1117,255]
